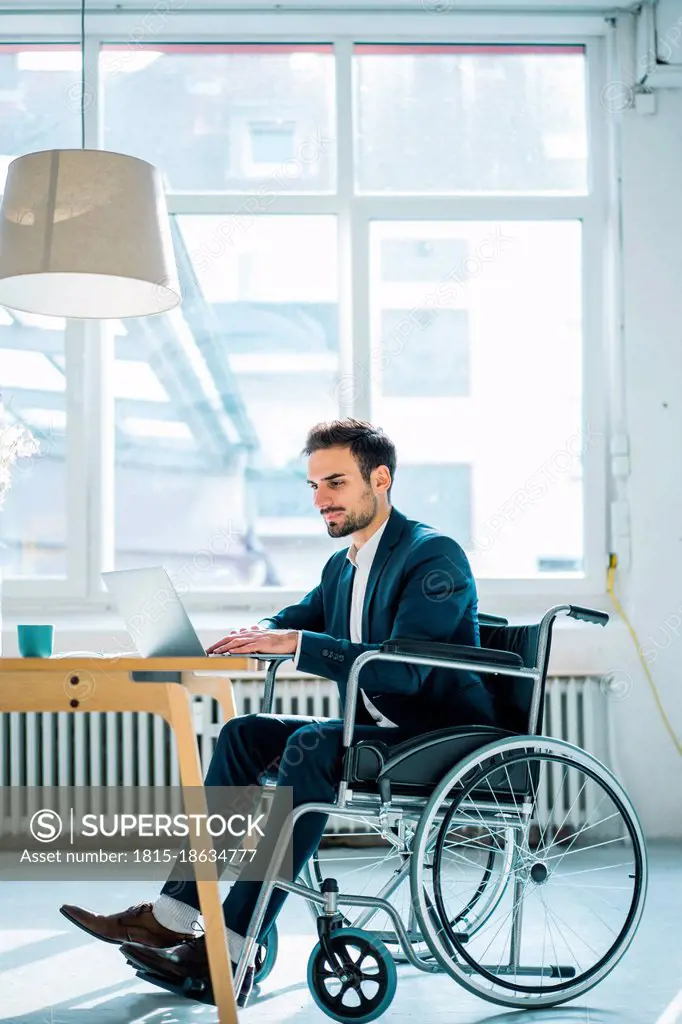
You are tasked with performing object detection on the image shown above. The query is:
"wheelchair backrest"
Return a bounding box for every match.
[479,620,555,735]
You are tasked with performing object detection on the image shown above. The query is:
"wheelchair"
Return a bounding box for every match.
[231,605,647,1021]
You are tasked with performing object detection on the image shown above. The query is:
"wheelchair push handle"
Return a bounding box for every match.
[567,604,609,627]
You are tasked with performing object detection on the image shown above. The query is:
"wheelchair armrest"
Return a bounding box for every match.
[478,613,509,626]
[380,637,524,669]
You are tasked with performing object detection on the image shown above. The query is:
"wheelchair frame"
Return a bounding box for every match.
[228,604,645,1013]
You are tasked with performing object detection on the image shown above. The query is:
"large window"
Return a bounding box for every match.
[0,29,603,603]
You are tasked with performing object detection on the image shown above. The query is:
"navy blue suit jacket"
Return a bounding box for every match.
[259,506,496,734]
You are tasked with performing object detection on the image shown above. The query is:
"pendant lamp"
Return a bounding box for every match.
[0,2,180,319]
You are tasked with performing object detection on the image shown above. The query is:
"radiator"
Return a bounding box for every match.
[0,675,611,833]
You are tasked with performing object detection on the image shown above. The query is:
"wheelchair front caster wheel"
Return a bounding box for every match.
[254,923,278,983]
[307,927,397,1023]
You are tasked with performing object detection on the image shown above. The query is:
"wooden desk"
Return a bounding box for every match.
[0,655,254,1023]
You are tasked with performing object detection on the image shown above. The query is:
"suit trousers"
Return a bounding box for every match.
[159,713,413,942]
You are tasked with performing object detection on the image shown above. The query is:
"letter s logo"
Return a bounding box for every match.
[30,809,63,843]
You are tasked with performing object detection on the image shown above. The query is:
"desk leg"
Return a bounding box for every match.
[167,686,239,1024]
[216,685,238,727]
[184,674,238,730]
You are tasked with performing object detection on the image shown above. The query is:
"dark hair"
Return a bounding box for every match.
[302,419,397,500]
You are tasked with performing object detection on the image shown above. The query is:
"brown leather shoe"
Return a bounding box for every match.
[121,935,255,1008]
[59,902,194,948]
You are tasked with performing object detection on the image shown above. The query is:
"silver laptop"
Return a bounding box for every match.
[102,567,211,658]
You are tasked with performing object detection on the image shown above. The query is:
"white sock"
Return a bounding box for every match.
[226,927,261,967]
[226,926,247,962]
[153,896,256,966]
[152,895,200,934]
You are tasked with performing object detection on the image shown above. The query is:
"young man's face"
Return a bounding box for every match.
[307,445,387,538]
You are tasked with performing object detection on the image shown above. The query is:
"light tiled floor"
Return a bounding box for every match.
[1,842,680,1024]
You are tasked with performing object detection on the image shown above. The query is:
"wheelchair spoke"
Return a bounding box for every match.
[439,841,496,873]
[547,877,632,918]
[536,762,571,854]
[540,786,610,865]
[573,892,620,937]
[534,876,563,994]
[543,773,590,851]
[313,815,439,959]
[534,758,559,853]
[551,859,635,880]
[535,884,599,964]
[541,822,625,863]
[547,880,632,891]
[441,828,506,854]
[461,873,532,961]
[341,849,403,875]
[538,884,549,992]
[437,829,512,927]
[482,769,522,828]
[535,889,582,976]
[457,785,518,836]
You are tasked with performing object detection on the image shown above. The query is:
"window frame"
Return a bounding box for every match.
[1,15,610,617]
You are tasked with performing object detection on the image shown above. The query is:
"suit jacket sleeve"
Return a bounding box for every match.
[295,536,477,695]
[256,555,332,633]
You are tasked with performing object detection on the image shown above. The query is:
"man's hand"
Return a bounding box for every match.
[207,628,299,656]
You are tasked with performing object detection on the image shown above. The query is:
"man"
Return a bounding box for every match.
[60,418,497,1006]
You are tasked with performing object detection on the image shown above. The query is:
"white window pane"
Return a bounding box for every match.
[370,220,583,579]
[391,464,472,542]
[0,45,81,191]
[0,349,65,391]
[113,361,169,402]
[249,121,297,165]
[355,45,587,195]
[20,408,67,431]
[17,51,82,73]
[0,321,67,578]
[101,45,335,193]
[12,311,66,331]
[122,418,193,441]
[114,215,341,589]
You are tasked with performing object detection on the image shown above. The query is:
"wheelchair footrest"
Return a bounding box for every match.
[134,969,214,1005]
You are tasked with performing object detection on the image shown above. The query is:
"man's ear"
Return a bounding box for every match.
[374,465,392,494]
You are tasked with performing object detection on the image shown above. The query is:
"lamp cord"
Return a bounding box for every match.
[80,0,86,148]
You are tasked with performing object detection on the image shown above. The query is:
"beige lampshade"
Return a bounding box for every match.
[0,149,181,319]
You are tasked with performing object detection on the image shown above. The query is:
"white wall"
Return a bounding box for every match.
[604,47,682,836]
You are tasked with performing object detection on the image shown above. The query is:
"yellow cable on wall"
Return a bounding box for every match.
[607,553,682,757]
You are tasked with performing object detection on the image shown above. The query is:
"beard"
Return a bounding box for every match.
[323,490,378,538]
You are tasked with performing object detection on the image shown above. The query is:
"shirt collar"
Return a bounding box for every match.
[346,514,391,570]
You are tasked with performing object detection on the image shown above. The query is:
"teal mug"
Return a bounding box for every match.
[17,624,55,658]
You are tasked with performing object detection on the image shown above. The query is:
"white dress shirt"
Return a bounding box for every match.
[293,516,398,728]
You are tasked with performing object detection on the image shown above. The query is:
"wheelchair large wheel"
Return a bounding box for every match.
[410,736,647,1009]
[308,813,514,963]
[307,927,397,1023]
